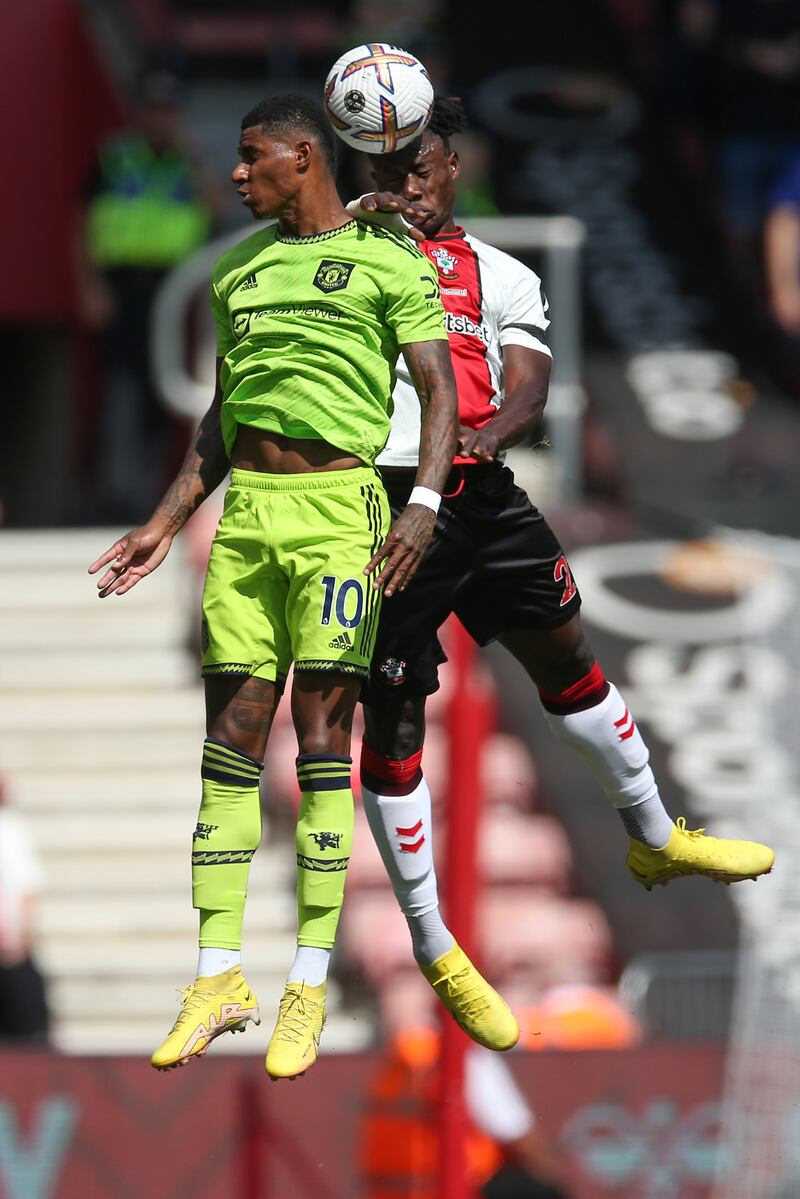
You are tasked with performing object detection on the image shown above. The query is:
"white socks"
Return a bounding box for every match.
[542,681,674,849]
[197,947,241,978]
[361,774,454,965]
[287,946,331,987]
[198,944,332,985]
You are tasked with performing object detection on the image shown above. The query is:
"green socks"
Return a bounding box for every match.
[192,743,353,955]
[295,754,354,949]
[193,738,263,949]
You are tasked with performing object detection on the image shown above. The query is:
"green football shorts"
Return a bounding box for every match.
[201,466,390,683]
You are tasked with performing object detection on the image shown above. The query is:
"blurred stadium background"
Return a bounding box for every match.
[1,1,800,1196]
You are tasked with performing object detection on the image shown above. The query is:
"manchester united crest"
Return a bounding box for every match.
[313,259,356,293]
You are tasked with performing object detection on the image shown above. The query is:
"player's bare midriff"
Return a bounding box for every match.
[233,425,363,474]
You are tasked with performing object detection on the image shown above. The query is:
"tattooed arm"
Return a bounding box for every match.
[89,361,229,597]
[365,338,458,597]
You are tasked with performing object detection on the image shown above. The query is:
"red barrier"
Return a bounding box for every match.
[0,1046,732,1199]
[439,621,487,1199]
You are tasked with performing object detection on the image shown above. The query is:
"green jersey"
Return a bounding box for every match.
[210,218,447,464]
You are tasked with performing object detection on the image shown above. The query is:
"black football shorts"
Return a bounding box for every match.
[363,461,581,700]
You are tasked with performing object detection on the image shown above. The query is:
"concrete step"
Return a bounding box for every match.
[39,844,292,893]
[39,933,299,980]
[0,649,196,690]
[0,607,188,650]
[0,689,204,732]
[0,569,189,609]
[0,727,202,771]
[38,893,295,937]
[38,882,293,935]
[14,769,198,809]
[12,769,293,817]
[29,810,208,851]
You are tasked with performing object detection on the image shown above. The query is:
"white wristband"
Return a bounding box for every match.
[408,486,441,514]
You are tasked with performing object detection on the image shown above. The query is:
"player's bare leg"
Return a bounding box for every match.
[361,696,519,1051]
[500,615,774,888]
[152,674,280,1070]
[265,670,362,1080]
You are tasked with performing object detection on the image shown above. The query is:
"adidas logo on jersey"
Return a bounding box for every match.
[328,632,353,650]
[240,273,258,291]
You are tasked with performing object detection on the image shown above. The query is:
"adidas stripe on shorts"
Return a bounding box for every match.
[201,466,390,683]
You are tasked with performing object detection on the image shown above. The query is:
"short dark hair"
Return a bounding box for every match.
[427,96,468,149]
[240,93,338,172]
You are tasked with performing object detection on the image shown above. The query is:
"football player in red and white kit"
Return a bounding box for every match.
[352,99,774,1052]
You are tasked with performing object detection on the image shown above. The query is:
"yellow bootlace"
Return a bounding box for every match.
[676,816,706,838]
[171,985,215,1030]
[274,990,321,1044]
[443,967,490,1021]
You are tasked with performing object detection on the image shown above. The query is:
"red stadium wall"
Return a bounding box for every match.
[0,1047,728,1198]
[0,0,120,321]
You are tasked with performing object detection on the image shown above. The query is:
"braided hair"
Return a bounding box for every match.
[427,96,468,148]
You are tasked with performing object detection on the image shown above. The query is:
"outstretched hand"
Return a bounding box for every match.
[364,504,436,596]
[354,193,427,242]
[88,521,174,597]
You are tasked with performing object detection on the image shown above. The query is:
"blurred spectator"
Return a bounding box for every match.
[74,69,222,523]
[667,0,800,284]
[0,774,49,1044]
[360,1024,568,1199]
[764,154,800,338]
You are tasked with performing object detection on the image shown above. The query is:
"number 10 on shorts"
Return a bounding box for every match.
[320,575,365,629]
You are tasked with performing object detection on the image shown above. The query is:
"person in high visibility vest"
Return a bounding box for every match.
[360,1026,568,1199]
[75,70,221,523]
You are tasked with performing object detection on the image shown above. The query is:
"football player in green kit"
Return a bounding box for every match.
[89,94,458,1079]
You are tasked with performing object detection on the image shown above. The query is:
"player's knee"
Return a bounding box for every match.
[295,728,352,758]
[363,696,425,759]
[206,714,266,761]
[532,635,597,695]
[205,674,277,760]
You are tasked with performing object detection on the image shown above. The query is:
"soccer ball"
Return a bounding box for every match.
[323,43,433,155]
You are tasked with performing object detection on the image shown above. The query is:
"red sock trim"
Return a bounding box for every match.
[360,744,423,796]
[539,662,610,714]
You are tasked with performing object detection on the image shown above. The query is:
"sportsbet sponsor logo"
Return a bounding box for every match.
[445,311,490,342]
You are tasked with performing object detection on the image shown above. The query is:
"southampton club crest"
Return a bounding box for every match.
[313,259,356,293]
[431,245,457,277]
[379,656,407,686]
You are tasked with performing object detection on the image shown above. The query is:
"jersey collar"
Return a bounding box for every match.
[427,226,465,242]
[275,219,357,244]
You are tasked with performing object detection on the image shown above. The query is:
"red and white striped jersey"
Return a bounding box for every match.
[378,226,551,466]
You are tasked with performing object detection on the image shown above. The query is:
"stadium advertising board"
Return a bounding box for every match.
[0,1046,739,1199]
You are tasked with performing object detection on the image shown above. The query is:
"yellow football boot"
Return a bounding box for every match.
[265,981,327,1080]
[628,817,775,890]
[150,966,260,1071]
[420,942,519,1051]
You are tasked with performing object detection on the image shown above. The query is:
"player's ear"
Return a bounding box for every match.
[296,137,313,173]
[449,150,461,181]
